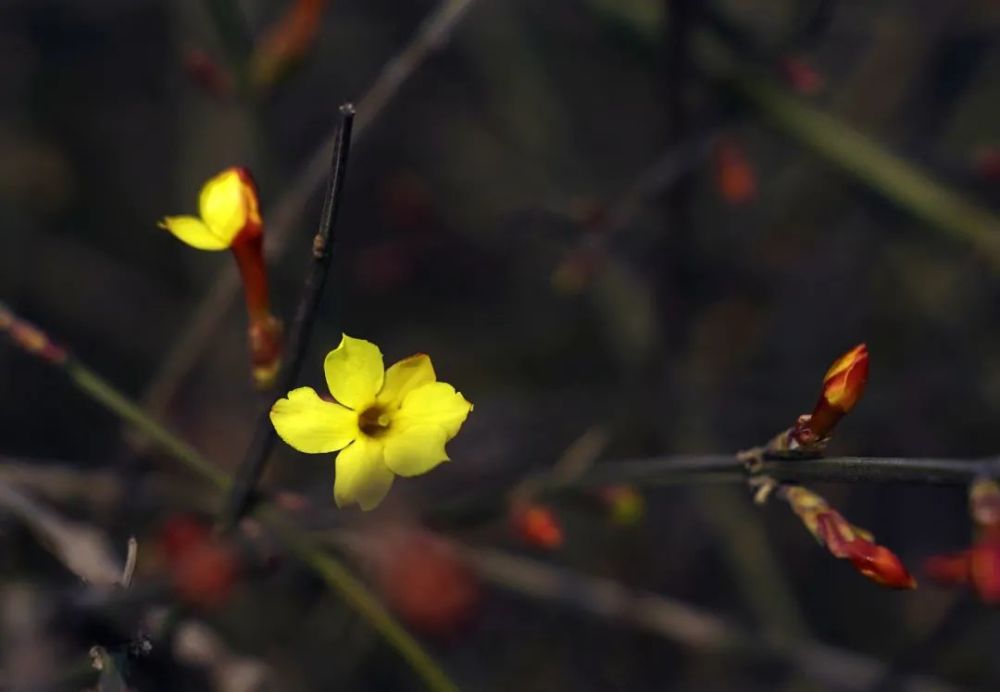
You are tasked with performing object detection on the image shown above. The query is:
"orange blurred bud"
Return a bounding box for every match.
[790,344,868,447]
[0,303,68,365]
[924,550,972,587]
[511,504,563,550]
[713,138,757,206]
[373,530,481,637]
[785,486,916,589]
[927,480,1000,603]
[252,0,329,89]
[159,515,239,609]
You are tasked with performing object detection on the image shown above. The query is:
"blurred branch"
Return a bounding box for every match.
[0,305,459,692]
[0,480,124,587]
[219,104,355,530]
[466,547,961,692]
[141,0,482,417]
[698,43,1000,271]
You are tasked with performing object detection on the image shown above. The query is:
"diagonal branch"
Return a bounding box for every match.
[219,104,355,530]
[466,547,961,692]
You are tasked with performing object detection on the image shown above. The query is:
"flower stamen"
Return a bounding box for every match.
[359,405,392,438]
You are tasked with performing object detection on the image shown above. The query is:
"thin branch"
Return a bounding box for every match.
[565,454,1000,489]
[219,104,355,530]
[140,0,482,417]
[464,547,960,692]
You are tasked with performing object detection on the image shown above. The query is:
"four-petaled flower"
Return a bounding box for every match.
[270,335,472,510]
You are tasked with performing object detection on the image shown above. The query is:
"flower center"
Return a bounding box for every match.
[358,404,392,438]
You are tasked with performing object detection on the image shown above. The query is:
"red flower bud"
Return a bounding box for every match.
[511,504,563,550]
[373,530,481,637]
[252,0,329,89]
[785,486,915,589]
[713,138,757,206]
[159,515,239,610]
[791,344,868,446]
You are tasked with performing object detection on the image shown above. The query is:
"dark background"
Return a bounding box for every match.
[1,0,999,690]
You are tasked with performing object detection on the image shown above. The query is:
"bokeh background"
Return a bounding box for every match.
[1,0,999,690]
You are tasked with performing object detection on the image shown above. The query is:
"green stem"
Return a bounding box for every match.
[68,359,229,490]
[262,509,460,692]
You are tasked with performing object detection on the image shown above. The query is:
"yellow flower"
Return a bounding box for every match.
[159,167,261,250]
[270,335,473,510]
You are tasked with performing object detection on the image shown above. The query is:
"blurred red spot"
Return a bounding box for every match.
[375,531,481,637]
[159,515,239,609]
[182,48,232,97]
[713,138,757,206]
[973,147,1000,183]
[511,504,563,550]
[778,56,824,95]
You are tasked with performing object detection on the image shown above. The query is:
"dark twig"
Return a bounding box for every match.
[218,105,356,530]
[568,454,1000,489]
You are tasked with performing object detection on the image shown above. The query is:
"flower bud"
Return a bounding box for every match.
[790,343,868,447]
[713,138,756,206]
[159,515,239,610]
[251,0,328,89]
[373,530,481,637]
[784,485,915,589]
[511,504,563,550]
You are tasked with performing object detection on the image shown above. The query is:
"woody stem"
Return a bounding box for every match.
[218,104,356,530]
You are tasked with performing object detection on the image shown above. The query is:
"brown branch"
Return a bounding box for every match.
[218,104,355,530]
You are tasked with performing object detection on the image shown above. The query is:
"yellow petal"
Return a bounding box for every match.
[378,353,436,408]
[324,335,384,410]
[334,437,394,510]
[158,216,230,250]
[383,424,449,477]
[270,387,357,453]
[394,382,472,439]
[198,168,248,246]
